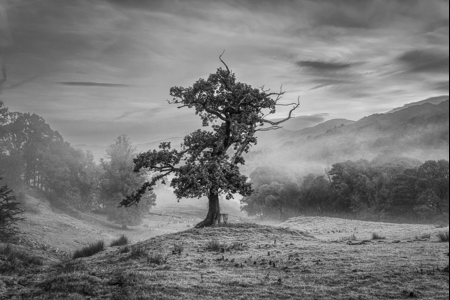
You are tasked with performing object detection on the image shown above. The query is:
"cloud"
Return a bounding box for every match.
[58,82,132,88]
[296,61,358,72]
[397,49,450,74]
[0,0,448,153]
[434,81,450,92]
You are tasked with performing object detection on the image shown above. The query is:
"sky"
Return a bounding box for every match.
[0,0,448,154]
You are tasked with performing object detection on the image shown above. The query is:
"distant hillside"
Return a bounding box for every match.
[249,99,449,170]
[388,95,449,113]
[287,119,355,139]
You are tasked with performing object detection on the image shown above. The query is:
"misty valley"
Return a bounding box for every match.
[0,1,449,299]
[1,90,448,299]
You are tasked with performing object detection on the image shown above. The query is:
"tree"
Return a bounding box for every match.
[101,135,156,229]
[120,56,299,227]
[0,179,23,241]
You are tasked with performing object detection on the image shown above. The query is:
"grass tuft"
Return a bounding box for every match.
[0,244,43,272]
[415,233,431,240]
[72,241,105,260]
[120,246,131,254]
[372,233,386,240]
[147,252,167,265]
[172,243,184,255]
[437,231,449,242]
[110,235,129,247]
[205,239,224,252]
[130,246,147,259]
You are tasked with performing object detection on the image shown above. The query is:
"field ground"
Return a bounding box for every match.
[0,195,448,299]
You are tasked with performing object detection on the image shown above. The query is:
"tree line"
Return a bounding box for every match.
[0,101,155,235]
[241,157,449,223]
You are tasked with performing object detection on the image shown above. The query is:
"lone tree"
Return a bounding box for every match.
[120,56,299,228]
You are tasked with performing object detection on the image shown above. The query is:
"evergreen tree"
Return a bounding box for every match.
[0,179,23,241]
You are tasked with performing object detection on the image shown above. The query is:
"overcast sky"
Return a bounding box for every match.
[0,0,448,150]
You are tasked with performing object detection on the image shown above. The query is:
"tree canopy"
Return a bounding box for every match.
[121,56,299,227]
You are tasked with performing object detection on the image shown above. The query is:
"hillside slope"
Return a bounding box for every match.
[2,221,448,300]
[249,100,449,169]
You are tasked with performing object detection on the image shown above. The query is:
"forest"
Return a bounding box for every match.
[0,101,155,233]
[242,158,449,223]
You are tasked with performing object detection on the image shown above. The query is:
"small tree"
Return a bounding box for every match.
[0,179,24,241]
[120,56,299,228]
[100,135,156,229]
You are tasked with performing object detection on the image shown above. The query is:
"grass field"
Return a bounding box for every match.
[1,221,448,300]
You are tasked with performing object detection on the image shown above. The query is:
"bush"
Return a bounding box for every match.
[73,241,105,259]
[437,231,449,242]
[0,183,24,241]
[110,235,129,247]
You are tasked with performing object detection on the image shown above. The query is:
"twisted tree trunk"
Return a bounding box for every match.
[195,192,220,228]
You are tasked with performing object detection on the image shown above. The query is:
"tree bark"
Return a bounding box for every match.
[195,192,221,228]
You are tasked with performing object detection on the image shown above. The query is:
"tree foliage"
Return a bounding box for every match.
[100,135,156,228]
[241,158,449,223]
[121,57,299,227]
[0,101,103,211]
[0,179,23,241]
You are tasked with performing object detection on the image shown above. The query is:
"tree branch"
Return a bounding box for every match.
[261,97,300,126]
[219,50,231,77]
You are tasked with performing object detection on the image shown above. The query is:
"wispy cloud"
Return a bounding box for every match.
[58,82,132,88]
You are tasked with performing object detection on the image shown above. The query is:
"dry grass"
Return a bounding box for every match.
[371,232,386,240]
[110,235,129,247]
[0,244,43,273]
[437,231,449,242]
[1,223,448,300]
[72,241,104,260]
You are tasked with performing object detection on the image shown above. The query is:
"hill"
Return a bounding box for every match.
[388,95,449,113]
[1,218,448,299]
[248,100,449,170]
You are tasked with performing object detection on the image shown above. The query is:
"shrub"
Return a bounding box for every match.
[437,231,449,242]
[372,233,386,240]
[110,235,129,247]
[73,241,105,259]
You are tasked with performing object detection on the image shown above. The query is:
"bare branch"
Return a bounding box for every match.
[256,126,283,132]
[261,96,300,126]
[219,50,231,76]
